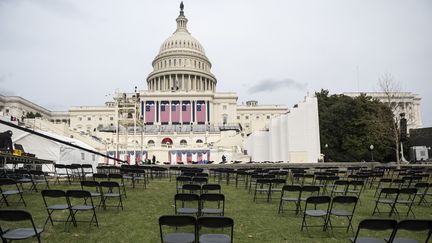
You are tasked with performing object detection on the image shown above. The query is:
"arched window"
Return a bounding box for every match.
[180,139,187,146]
[147,140,155,147]
[161,137,173,145]
[196,139,203,144]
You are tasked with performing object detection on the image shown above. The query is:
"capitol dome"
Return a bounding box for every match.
[147,2,217,93]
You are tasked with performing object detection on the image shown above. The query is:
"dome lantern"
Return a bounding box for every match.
[175,1,189,33]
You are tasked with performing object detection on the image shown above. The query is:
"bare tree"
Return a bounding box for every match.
[378,73,404,166]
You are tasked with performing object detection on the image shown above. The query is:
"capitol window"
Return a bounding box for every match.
[79,117,82,121]
[180,139,187,146]
[267,115,270,119]
[99,117,102,121]
[245,116,249,120]
[223,105,227,110]
[147,140,155,147]
[196,139,203,144]
[87,117,91,121]
[237,116,240,120]
[110,117,114,121]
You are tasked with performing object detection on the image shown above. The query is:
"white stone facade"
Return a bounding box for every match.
[343,92,423,131]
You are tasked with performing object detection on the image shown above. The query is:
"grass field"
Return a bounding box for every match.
[1,174,431,243]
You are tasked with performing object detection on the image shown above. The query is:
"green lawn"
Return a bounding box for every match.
[2,175,432,243]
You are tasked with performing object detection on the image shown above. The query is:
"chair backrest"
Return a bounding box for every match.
[0,178,17,186]
[159,215,196,227]
[399,188,417,195]
[305,195,331,205]
[202,184,221,193]
[358,219,397,231]
[193,177,208,184]
[332,195,358,204]
[200,193,225,202]
[175,193,200,202]
[396,219,432,232]
[182,184,201,192]
[66,190,92,198]
[282,185,302,192]
[93,173,108,179]
[271,178,286,185]
[108,173,123,180]
[301,185,320,194]
[100,181,120,188]
[81,180,100,188]
[41,189,66,198]
[0,209,33,222]
[379,187,399,196]
[197,216,233,228]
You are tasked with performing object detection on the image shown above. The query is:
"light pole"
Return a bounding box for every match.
[324,144,328,162]
[369,144,374,161]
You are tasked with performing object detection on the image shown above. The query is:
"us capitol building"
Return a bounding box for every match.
[5,3,424,164]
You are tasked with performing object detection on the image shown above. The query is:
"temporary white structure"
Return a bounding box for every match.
[244,96,321,163]
[0,122,100,172]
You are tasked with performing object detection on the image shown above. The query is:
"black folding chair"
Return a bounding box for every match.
[372,188,399,216]
[393,188,417,217]
[253,179,272,202]
[80,180,103,208]
[200,193,225,216]
[66,190,99,231]
[350,219,397,243]
[269,178,286,200]
[197,216,234,243]
[108,173,127,198]
[330,180,349,197]
[159,215,196,243]
[390,219,432,243]
[278,185,302,215]
[301,196,331,232]
[0,209,43,243]
[54,164,70,184]
[174,193,200,216]
[41,189,70,229]
[0,178,26,207]
[326,196,358,233]
[374,178,392,197]
[415,182,430,206]
[29,170,50,192]
[100,181,124,210]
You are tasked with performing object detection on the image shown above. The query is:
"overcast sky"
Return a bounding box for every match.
[0,0,431,126]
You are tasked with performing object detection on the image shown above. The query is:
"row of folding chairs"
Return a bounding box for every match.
[174,193,225,217]
[373,187,418,217]
[41,189,99,232]
[176,176,210,192]
[2,170,49,193]
[352,219,432,243]
[0,178,27,207]
[159,215,234,243]
[300,195,359,233]
[0,209,43,242]
[179,183,221,195]
[80,181,125,210]
[54,164,94,184]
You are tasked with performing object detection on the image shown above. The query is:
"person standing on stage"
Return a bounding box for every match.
[0,130,13,153]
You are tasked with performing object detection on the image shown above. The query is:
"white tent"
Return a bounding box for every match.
[1,123,100,172]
